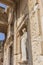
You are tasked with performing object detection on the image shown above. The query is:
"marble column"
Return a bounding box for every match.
[13,12,17,65]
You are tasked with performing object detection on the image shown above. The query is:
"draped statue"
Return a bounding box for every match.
[21,28,27,62]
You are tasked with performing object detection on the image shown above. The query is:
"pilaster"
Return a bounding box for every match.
[27,0,42,65]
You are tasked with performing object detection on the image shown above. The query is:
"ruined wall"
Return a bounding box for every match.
[3,0,43,65]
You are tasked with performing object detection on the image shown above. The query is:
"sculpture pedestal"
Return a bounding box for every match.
[18,60,28,65]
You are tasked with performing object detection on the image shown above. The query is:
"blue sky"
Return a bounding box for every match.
[0,3,6,41]
[0,3,7,8]
[0,33,5,41]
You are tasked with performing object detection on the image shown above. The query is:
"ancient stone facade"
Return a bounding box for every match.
[0,0,43,65]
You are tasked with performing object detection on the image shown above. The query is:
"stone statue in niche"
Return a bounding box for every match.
[21,28,27,62]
